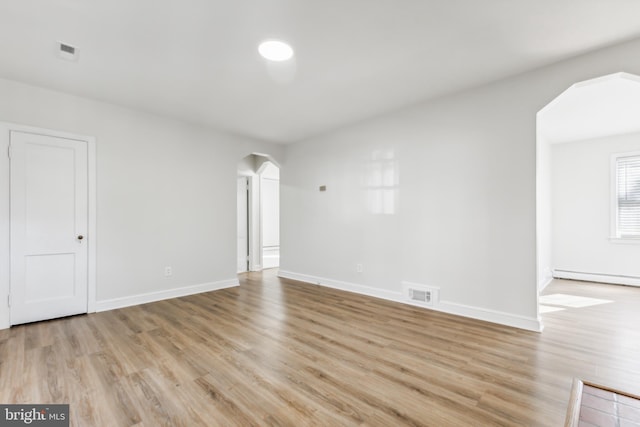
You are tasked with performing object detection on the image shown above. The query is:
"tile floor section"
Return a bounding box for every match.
[580,385,640,427]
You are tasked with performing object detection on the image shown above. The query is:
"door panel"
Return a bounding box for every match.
[10,131,88,325]
[25,254,76,302]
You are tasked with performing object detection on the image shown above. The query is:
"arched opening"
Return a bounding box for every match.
[537,72,640,319]
[237,153,280,273]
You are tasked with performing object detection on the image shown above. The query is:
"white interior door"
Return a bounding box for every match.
[10,131,88,325]
[237,177,249,273]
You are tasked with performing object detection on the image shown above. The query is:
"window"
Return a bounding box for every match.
[365,149,398,215]
[614,153,640,239]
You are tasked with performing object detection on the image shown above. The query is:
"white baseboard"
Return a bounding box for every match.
[434,301,543,332]
[277,270,401,301]
[278,270,543,332]
[539,277,554,292]
[95,278,239,312]
[538,268,554,292]
[553,270,640,287]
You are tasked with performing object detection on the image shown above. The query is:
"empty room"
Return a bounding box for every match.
[2,1,640,426]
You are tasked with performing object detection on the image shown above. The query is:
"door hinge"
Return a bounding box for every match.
[7,294,10,308]
[7,145,11,159]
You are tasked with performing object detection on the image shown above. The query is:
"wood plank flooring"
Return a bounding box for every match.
[1,270,639,426]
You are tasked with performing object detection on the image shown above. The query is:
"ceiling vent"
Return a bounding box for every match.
[57,41,78,61]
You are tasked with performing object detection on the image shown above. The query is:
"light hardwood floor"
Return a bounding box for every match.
[1,270,639,426]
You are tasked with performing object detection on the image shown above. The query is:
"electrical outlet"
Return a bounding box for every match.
[164,266,172,277]
[356,264,363,273]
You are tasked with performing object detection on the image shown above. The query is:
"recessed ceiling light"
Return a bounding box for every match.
[258,40,294,62]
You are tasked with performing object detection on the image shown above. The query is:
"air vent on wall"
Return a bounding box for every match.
[402,281,439,308]
[410,289,431,304]
[57,41,78,61]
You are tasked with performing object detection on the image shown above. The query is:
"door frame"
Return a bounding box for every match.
[242,175,259,271]
[237,153,282,274]
[237,175,250,273]
[0,122,97,328]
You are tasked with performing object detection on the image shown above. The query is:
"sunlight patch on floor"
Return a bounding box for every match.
[539,293,613,308]
[539,305,566,313]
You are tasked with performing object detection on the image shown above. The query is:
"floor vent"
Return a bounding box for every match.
[410,289,432,304]
[402,282,439,308]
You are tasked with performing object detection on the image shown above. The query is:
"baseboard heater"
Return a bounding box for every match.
[553,270,640,287]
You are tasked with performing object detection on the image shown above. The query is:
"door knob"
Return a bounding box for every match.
[77,235,84,240]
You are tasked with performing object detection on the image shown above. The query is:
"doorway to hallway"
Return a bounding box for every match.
[237,154,280,273]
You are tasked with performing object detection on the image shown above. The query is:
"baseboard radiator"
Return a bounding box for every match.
[553,270,640,287]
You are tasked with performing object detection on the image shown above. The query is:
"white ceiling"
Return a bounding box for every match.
[539,72,640,143]
[2,1,640,144]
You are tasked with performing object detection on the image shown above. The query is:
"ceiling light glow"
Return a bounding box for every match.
[258,40,294,62]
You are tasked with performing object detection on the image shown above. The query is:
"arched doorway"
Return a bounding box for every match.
[537,72,640,315]
[237,153,280,273]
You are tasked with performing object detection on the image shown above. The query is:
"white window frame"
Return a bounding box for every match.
[611,151,640,244]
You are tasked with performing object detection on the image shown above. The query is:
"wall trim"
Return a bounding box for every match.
[553,270,640,287]
[95,278,239,312]
[277,270,401,301]
[538,268,554,292]
[278,270,543,332]
[538,277,554,292]
[435,301,543,332]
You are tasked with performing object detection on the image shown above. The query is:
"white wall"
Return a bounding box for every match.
[537,132,553,291]
[237,155,258,176]
[6,38,640,332]
[261,162,280,248]
[0,77,283,329]
[552,132,640,281]
[260,162,280,269]
[280,37,640,331]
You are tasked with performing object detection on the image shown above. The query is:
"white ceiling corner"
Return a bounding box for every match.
[2,1,640,143]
